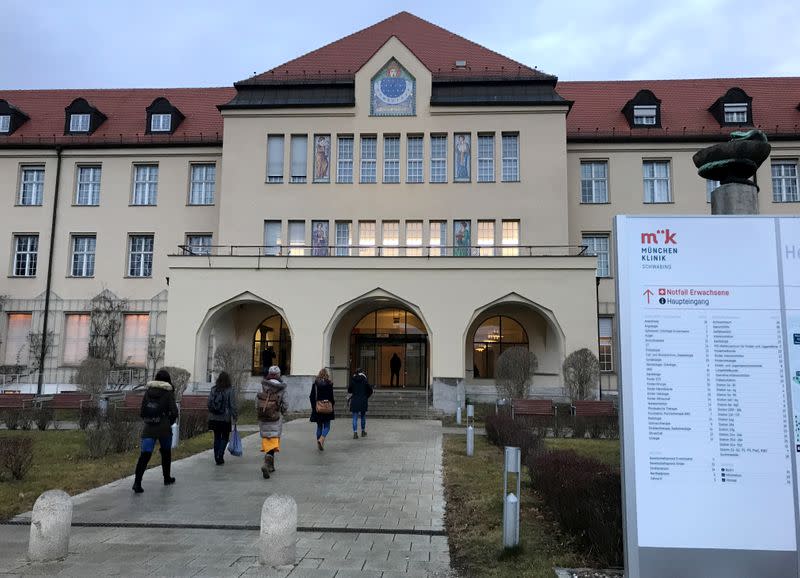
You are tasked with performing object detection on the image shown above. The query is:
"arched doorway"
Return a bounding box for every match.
[351,308,428,388]
[252,315,292,376]
[472,316,529,378]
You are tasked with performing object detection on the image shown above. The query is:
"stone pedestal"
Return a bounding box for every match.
[28,490,72,562]
[259,494,297,567]
[711,182,759,215]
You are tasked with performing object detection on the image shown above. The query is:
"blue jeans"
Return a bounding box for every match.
[352,412,366,432]
[140,434,171,453]
[316,421,331,439]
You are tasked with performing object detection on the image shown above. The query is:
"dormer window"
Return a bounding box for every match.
[64,98,107,135]
[709,87,753,126]
[622,89,661,129]
[69,114,91,132]
[150,114,171,132]
[0,115,9,133]
[0,100,30,135]
[145,97,184,135]
[724,103,748,124]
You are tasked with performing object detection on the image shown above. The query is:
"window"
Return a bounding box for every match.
[264,220,282,256]
[63,314,90,365]
[643,160,671,203]
[132,165,158,205]
[772,160,799,203]
[407,136,423,183]
[150,114,171,132]
[430,135,447,183]
[290,135,308,183]
[633,105,657,125]
[583,234,610,278]
[71,235,96,277]
[477,134,495,182]
[580,161,608,203]
[288,221,305,256]
[267,135,284,183]
[706,179,720,203]
[69,114,90,132]
[335,221,351,256]
[477,220,495,256]
[360,136,377,183]
[430,221,446,256]
[128,235,154,277]
[186,234,212,256]
[13,235,38,276]
[0,115,10,133]
[189,164,215,205]
[383,136,400,183]
[4,313,32,365]
[19,166,44,206]
[336,136,353,183]
[406,221,423,256]
[502,220,519,256]
[472,316,528,379]
[122,314,149,366]
[76,166,101,205]
[724,103,748,124]
[599,317,613,372]
[382,221,399,256]
[359,221,376,256]
[501,133,519,182]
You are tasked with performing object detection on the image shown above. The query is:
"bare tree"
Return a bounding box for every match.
[146,335,166,380]
[562,348,600,401]
[213,343,251,402]
[160,366,191,400]
[75,358,112,395]
[88,293,128,365]
[27,331,54,372]
[495,346,538,401]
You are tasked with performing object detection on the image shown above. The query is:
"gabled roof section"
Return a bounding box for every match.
[237,11,554,85]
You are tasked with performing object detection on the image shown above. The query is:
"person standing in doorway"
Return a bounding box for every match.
[207,371,238,465]
[389,352,402,387]
[309,368,335,450]
[132,369,179,493]
[257,365,286,479]
[348,368,372,439]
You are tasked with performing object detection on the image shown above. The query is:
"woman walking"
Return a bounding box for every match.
[132,369,179,493]
[348,368,372,439]
[310,368,335,451]
[257,365,286,479]
[207,371,238,465]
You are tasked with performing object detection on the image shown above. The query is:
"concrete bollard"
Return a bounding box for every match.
[28,490,72,562]
[259,494,297,567]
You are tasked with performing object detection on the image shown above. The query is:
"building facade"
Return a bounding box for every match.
[1,12,799,410]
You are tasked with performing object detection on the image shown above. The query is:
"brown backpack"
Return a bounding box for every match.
[258,391,280,422]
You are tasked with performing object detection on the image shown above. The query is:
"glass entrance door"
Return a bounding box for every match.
[352,335,428,388]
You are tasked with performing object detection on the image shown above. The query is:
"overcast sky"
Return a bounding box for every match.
[3,0,799,89]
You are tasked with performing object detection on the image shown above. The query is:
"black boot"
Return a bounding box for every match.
[160,446,176,485]
[133,451,152,493]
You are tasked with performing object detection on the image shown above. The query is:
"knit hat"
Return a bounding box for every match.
[155,369,172,384]
[267,366,281,379]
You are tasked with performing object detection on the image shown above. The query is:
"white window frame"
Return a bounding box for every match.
[189,163,215,205]
[288,220,305,256]
[360,136,377,183]
[13,234,38,276]
[0,115,10,133]
[407,136,423,183]
[706,179,720,204]
[724,103,748,124]
[335,221,351,256]
[599,317,614,372]
[501,133,519,182]
[122,314,149,367]
[406,221,423,256]
[63,313,90,365]
[633,105,657,125]
[76,165,101,206]
[71,235,96,277]
[501,220,519,256]
[132,165,158,206]
[336,136,354,183]
[150,114,172,132]
[382,221,399,256]
[430,135,447,183]
[643,160,672,203]
[580,161,609,203]
[358,221,376,256]
[69,114,90,132]
[186,234,212,256]
[772,160,799,203]
[128,235,154,277]
[290,135,308,183]
[477,134,495,183]
[267,135,284,183]
[429,221,447,256]
[477,220,495,256]
[263,220,282,256]
[583,234,610,278]
[383,136,400,184]
[19,166,45,206]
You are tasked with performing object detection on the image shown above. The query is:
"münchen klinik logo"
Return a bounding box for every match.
[640,228,678,263]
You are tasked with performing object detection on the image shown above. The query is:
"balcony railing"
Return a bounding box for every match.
[174,244,589,258]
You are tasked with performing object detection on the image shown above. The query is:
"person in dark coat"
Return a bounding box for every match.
[309,368,335,451]
[390,353,402,387]
[132,369,179,493]
[207,371,238,465]
[348,368,372,439]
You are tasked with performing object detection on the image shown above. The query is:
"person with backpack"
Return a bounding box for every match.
[132,369,179,493]
[348,368,372,439]
[207,371,238,465]
[309,368,335,451]
[256,365,286,479]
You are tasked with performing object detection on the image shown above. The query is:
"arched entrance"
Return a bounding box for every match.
[472,316,529,379]
[252,315,292,376]
[351,308,428,388]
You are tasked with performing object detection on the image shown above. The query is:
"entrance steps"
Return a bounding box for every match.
[334,387,437,419]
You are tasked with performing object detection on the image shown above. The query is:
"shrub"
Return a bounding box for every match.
[85,425,112,458]
[179,411,207,440]
[495,347,538,401]
[18,409,33,430]
[75,357,111,395]
[572,416,587,439]
[562,348,600,401]
[0,436,34,480]
[105,409,141,453]
[213,343,250,404]
[160,366,191,401]
[33,405,54,431]
[528,449,623,567]
[78,404,100,430]
[484,412,542,462]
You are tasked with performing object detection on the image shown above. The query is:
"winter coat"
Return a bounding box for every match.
[347,372,372,414]
[257,377,287,438]
[140,380,179,439]
[207,386,238,423]
[309,378,335,422]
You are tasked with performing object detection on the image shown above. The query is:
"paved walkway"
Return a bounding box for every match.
[0,419,452,577]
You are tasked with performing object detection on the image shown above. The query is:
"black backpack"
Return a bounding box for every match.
[142,392,168,425]
[208,387,226,415]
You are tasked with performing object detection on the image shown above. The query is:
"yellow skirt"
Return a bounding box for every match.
[261,437,280,453]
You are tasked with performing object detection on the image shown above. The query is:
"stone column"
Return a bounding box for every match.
[259,494,297,567]
[28,490,72,562]
[711,183,759,215]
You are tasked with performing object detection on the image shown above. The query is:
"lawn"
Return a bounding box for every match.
[544,438,620,467]
[0,429,215,521]
[443,434,595,578]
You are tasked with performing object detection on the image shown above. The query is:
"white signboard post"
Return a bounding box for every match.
[616,215,800,578]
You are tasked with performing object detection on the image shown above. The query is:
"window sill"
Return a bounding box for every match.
[312,180,331,184]
[382,181,400,185]
[186,203,215,207]
[129,204,158,207]
[579,201,611,205]
[72,204,100,207]
[773,200,800,204]
[123,276,153,279]
[359,181,378,185]
[8,275,37,278]
[265,180,284,184]
[14,204,44,208]
[477,180,496,184]
[430,181,448,184]
[500,180,521,184]
[67,275,95,279]
[643,201,674,205]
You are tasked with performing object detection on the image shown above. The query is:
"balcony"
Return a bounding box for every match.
[173,244,588,258]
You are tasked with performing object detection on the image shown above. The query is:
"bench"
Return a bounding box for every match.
[34,393,94,410]
[0,393,35,409]
[119,394,144,412]
[572,400,616,417]
[179,395,208,412]
[511,399,555,419]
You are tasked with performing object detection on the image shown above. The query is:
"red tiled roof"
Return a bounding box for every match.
[0,87,235,147]
[558,77,800,140]
[238,11,553,85]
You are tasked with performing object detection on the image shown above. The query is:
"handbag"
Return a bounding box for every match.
[170,422,179,449]
[315,382,333,415]
[228,425,243,457]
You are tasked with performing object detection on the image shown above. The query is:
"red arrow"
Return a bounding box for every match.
[643,289,653,304]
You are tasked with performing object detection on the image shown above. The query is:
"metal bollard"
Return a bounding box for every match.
[28,490,72,562]
[466,404,475,456]
[259,495,297,567]
[456,406,462,425]
[503,446,521,548]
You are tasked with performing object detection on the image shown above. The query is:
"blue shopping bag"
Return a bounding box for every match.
[228,425,243,457]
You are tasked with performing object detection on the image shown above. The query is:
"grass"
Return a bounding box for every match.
[544,438,620,467]
[443,434,593,578]
[0,429,215,521]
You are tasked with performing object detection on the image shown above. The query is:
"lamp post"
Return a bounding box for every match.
[456,393,462,425]
[503,446,521,548]
[466,404,474,456]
